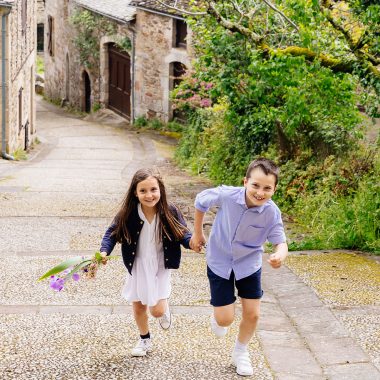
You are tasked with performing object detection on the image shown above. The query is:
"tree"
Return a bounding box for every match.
[160,0,380,107]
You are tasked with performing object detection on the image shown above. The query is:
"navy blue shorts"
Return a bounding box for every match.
[207,266,263,307]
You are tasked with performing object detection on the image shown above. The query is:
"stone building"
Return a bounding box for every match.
[0,0,37,159]
[44,0,193,122]
[44,0,135,118]
[131,0,193,121]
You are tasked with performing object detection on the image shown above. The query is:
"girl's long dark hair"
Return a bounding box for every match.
[112,168,188,243]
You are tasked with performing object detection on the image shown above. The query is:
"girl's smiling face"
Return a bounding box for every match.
[135,176,161,211]
[244,167,276,208]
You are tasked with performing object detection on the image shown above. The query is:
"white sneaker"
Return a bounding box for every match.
[159,305,172,330]
[210,314,228,338]
[232,349,253,376]
[131,338,152,357]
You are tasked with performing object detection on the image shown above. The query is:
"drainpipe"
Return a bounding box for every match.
[131,28,135,123]
[1,6,14,160]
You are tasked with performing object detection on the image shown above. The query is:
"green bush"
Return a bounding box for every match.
[134,116,148,127]
[287,154,379,253]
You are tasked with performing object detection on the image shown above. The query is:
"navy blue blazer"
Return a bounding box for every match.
[100,204,191,274]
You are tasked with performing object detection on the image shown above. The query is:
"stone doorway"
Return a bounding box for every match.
[83,71,91,113]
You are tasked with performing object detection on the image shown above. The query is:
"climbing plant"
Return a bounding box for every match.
[70,8,131,68]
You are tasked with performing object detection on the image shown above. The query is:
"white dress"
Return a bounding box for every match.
[121,203,171,306]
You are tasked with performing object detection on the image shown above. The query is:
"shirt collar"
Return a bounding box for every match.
[236,187,268,214]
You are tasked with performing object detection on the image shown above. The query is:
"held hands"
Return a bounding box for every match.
[190,234,206,253]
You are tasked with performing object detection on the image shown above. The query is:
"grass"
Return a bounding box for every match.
[36,55,44,75]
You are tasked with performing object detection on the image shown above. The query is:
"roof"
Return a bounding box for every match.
[0,0,14,7]
[74,0,136,23]
[130,0,197,18]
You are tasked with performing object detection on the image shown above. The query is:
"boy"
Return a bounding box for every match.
[190,158,288,376]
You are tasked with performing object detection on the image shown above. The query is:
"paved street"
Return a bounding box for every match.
[0,98,379,380]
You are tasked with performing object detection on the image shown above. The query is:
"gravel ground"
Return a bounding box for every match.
[0,254,210,306]
[0,314,273,380]
[285,252,380,370]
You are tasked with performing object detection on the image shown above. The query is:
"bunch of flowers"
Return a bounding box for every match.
[38,251,118,292]
[171,70,214,111]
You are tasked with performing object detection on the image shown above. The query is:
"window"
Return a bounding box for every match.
[47,15,54,56]
[37,24,44,52]
[174,19,187,49]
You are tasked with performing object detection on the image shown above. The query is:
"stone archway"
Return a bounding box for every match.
[169,61,187,121]
[82,71,91,113]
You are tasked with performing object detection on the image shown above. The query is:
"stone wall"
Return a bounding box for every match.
[134,10,193,122]
[44,0,80,107]
[37,0,45,24]
[44,1,133,114]
[0,1,36,154]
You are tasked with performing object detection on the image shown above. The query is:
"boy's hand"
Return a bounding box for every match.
[268,253,283,268]
[190,234,206,253]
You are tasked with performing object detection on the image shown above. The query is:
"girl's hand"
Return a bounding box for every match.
[190,234,206,253]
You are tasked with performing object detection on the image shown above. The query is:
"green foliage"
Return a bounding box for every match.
[36,55,44,75]
[115,36,132,52]
[11,148,27,161]
[150,118,164,130]
[134,116,148,127]
[70,8,117,68]
[92,102,101,112]
[176,102,250,183]
[134,116,184,135]
[279,150,379,253]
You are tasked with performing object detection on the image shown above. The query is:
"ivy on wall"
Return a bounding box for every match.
[70,8,132,69]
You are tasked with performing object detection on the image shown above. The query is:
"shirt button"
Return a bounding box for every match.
[165,258,168,261]
[129,263,132,266]
[134,242,137,245]
[140,221,143,224]
[132,252,135,255]
[137,231,140,234]
[164,246,167,249]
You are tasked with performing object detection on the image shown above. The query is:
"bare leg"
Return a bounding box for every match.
[149,298,167,318]
[238,298,261,344]
[213,303,235,327]
[133,301,149,335]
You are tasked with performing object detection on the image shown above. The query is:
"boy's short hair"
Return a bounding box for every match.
[245,158,279,186]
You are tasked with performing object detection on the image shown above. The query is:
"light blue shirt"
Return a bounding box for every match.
[195,185,286,280]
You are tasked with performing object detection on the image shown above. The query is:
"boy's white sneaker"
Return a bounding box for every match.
[131,338,152,357]
[158,305,172,330]
[232,349,254,376]
[210,314,228,338]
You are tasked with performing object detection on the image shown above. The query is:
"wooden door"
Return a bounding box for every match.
[109,44,131,118]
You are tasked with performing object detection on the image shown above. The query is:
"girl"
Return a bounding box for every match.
[100,168,191,357]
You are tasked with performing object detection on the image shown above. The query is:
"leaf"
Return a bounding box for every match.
[94,251,102,262]
[38,256,85,281]
[65,260,93,280]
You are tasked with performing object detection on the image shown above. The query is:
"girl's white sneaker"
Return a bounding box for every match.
[232,349,253,376]
[131,338,152,357]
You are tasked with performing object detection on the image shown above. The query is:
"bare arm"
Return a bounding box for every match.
[268,242,288,268]
[189,208,207,253]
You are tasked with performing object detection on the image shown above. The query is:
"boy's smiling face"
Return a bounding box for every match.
[244,167,276,208]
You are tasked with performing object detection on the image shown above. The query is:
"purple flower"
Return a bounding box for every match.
[50,277,65,292]
[205,83,213,90]
[200,98,212,108]
[72,273,80,282]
